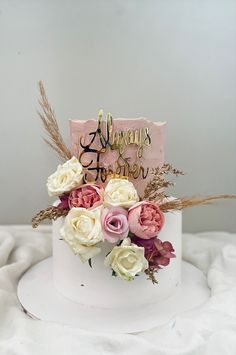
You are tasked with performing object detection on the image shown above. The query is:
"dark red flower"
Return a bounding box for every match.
[57,194,69,209]
[132,236,175,269]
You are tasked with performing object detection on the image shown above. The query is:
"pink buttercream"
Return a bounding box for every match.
[69,118,165,197]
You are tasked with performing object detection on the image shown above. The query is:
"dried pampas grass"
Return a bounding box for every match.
[160,194,236,213]
[144,164,236,212]
[143,163,184,201]
[32,206,68,228]
[37,81,72,161]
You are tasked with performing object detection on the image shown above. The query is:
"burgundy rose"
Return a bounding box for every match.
[68,184,103,209]
[132,236,175,269]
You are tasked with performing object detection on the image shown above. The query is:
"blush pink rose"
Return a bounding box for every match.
[68,184,103,209]
[128,201,165,239]
[101,207,129,243]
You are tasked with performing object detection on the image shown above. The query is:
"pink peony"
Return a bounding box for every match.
[132,236,175,269]
[68,184,103,209]
[128,201,165,239]
[101,207,129,243]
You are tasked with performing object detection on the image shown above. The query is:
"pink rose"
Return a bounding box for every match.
[101,207,129,243]
[68,184,103,209]
[128,201,165,239]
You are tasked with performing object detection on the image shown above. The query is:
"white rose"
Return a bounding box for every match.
[104,178,139,208]
[63,239,101,263]
[60,206,103,262]
[47,156,83,197]
[104,238,148,281]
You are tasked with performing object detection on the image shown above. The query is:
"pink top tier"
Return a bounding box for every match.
[70,118,166,197]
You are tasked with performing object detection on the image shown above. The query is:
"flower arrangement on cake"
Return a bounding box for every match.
[35,156,177,282]
[32,82,235,284]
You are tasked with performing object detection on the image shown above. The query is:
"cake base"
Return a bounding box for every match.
[17,257,210,333]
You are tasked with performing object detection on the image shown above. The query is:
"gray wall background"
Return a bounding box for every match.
[1,0,236,232]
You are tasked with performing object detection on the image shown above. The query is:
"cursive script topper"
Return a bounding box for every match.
[78,110,151,183]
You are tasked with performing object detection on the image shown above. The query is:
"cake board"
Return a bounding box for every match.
[17,257,210,333]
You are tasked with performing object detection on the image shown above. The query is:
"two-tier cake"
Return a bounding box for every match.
[17,85,214,332]
[53,116,182,309]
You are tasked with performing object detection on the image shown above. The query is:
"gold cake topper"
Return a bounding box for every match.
[78,110,151,183]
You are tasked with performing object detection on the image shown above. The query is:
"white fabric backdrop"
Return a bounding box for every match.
[0,226,236,355]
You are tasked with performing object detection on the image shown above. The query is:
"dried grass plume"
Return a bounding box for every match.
[160,194,236,213]
[37,81,72,161]
[143,163,184,202]
[32,206,68,228]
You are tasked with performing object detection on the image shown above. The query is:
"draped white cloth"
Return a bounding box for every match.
[0,225,235,355]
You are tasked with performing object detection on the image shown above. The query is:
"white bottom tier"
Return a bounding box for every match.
[53,209,182,309]
[17,258,210,333]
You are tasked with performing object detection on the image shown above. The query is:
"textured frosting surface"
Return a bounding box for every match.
[70,118,165,196]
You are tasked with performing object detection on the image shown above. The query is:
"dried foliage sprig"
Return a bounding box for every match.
[160,194,236,213]
[156,163,184,177]
[32,206,69,228]
[145,268,158,284]
[143,163,184,201]
[38,81,72,161]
